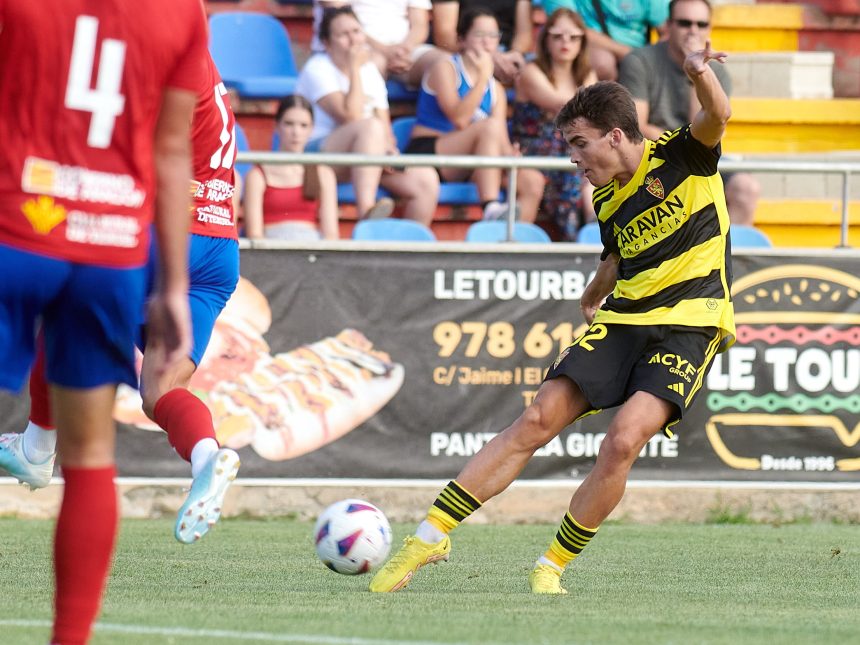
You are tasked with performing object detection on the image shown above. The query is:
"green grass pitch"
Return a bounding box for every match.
[0,517,857,644]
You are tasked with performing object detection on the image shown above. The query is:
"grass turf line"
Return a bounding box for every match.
[0,518,857,644]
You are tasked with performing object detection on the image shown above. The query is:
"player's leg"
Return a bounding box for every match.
[530,391,672,593]
[0,337,57,488]
[532,326,723,593]
[50,384,119,645]
[370,377,590,592]
[0,245,67,487]
[141,234,240,543]
[42,261,144,645]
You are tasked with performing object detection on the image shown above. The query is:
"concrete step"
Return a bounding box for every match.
[713,3,860,97]
[756,199,860,247]
[728,51,834,99]
[723,97,860,153]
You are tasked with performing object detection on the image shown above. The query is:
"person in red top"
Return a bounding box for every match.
[1,52,244,546]
[243,94,340,240]
[0,1,205,642]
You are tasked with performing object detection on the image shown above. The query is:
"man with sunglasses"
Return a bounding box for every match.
[618,0,761,226]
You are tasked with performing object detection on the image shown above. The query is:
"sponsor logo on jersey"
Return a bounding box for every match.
[613,193,686,256]
[648,351,697,382]
[65,210,140,248]
[552,347,571,370]
[667,382,686,396]
[22,156,145,208]
[644,175,664,199]
[22,195,67,234]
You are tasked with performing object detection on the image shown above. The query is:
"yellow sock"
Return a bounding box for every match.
[426,480,482,534]
[543,512,599,569]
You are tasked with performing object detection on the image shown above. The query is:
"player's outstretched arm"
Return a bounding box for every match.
[149,87,196,373]
[580,253,619,325]
[686,40,731,149]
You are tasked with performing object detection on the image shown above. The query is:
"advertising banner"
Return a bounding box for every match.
[1,247,857,481]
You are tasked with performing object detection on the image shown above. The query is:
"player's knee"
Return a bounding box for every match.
[515,401,559,451]
[598,429,644,467]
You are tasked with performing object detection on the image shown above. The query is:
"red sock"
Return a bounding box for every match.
[153,389,218,462]
[52,466,117,645]
[29,336,54,429]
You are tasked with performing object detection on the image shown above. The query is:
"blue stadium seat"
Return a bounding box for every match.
[352,219,437,242]
[576,221,602,245]
[209,13,298,98]
[465,221,551,243]
[731,225,772,248]
[391,116,497,205]
[386,79,419,103]
[337,184,392,202]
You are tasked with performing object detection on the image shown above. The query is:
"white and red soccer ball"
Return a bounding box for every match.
[313,499,393,575]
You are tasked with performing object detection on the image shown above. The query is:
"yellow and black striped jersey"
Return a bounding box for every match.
[592,125,735,349]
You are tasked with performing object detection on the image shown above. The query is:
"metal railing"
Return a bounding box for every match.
[237,151,860,246]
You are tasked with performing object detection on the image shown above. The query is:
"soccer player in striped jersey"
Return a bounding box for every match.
[370,42,735,595]
[0,51,242,544]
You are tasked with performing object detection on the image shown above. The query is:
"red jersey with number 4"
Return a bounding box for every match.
[0,0,208,266]
[189,55,239,239]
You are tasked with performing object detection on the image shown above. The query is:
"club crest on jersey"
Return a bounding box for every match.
[644,175,664,199]
[22,195,67,235]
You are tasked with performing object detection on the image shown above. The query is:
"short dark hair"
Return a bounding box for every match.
[555,81,643,143]
[275,94,314,123]
[456,6,498,40]
[319,6,359,42]
[668,0,712,20]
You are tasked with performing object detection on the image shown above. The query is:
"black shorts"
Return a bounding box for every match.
[545,323,722,436]
[405,137,444,179]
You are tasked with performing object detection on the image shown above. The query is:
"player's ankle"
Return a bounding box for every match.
[415,520,447,544]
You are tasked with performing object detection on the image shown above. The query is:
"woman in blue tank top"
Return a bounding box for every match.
[405,7,544,222]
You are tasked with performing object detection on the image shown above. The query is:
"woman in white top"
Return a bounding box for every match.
[407,8,544,222]
[296,7,438,224]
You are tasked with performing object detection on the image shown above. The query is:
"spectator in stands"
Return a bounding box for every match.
[618,0,760,225]
[511,8,597,238]
[406,8,543,221]
[540,0,669,81]
[311,0,445,87]
[431,0,534,85]
[243,96,340,241]
[297,7,439,224]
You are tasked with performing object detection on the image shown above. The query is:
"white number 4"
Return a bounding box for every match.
[65,15,126,149]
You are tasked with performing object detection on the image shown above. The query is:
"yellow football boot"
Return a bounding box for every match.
[369,535,451,592]
[528,563,568,594]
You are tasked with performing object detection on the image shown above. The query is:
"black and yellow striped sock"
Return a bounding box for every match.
[543,512,599,570]
[426,480,482,534]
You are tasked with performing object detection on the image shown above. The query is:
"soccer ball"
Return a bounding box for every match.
[313,499,393,575]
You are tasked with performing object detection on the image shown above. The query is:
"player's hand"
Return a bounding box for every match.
[580,300,601,326]
[146,290,191,376]
[684,40,727,78]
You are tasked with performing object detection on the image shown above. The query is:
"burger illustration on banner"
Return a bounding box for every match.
[114,278,405,461]
[705,264,860,473]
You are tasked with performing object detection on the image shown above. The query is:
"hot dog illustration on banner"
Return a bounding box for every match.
[114,278,405,461]
[705,265,860,473]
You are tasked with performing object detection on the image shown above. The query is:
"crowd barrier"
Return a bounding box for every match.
[237,151,860,246]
